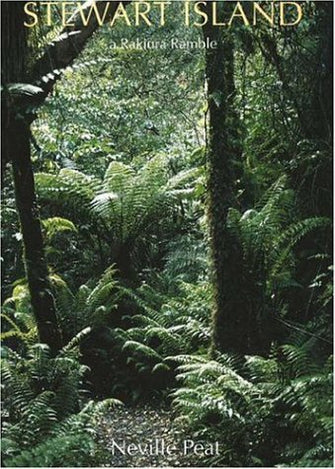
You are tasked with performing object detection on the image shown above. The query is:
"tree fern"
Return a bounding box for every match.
[35,155,200,276]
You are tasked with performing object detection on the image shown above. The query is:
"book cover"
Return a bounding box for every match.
[1,1,333,467]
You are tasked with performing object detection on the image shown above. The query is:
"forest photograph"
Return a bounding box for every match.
[1,1,333,467]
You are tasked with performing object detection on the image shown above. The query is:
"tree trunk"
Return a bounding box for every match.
[2,2,62,353]
[11,120,63,353]
[203,6,261,355]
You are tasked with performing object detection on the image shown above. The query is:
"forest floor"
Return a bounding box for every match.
[98,404,203,467]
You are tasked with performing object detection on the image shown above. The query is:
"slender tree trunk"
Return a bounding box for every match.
[2,2,62,353]
[11,120,63,353]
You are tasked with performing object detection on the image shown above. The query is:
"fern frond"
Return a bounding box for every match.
[42,217,77,241]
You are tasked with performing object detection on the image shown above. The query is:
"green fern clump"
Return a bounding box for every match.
[1,333,122,467]
[76,274,213,401]
[171,341,333,467]
[223,176,331,352]
[1,341,86,454]
[276,348,333,467]
[49,266,121,340]
[170,353,269,466]
[1,267,121,349]
[227,176,331,298]
[118,279,211,364]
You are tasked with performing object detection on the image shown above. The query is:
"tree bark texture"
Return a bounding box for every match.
[203,5,269,355]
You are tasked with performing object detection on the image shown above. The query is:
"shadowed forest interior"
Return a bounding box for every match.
[1,1,333,467]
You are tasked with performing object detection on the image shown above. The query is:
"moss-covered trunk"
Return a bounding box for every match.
[203,6,268,355]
